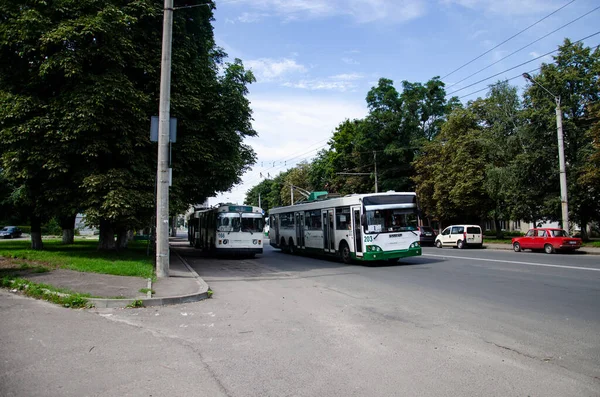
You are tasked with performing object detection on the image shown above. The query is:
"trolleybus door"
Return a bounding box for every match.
[322,209,335,253]
[295,212,305,249]
[352,206,363,257]
[274,215,280,247]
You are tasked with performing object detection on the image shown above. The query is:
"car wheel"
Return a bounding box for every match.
[457,239,465,249]
[544,244,554,254]
[513,242,521,252]
[340,242,352,264]
[435,240,443,248]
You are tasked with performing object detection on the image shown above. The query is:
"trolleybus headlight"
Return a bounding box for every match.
[223,239,228,245]
[410,242,420,248]
[366,245,382,252]
[252,239,257,245]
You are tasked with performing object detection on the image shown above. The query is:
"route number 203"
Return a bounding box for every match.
[363,235,373,243]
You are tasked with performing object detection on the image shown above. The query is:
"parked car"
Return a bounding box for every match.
[0,226,23,239]
[512,228,581,254]
[417,226,437,246]
[435,224,483,249]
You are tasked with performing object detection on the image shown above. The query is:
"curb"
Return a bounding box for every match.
[483,244,600,255]
[88,248,210,309]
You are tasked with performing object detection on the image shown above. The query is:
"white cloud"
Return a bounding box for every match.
[245,58,307,82]
[223,0,427,23]
[330,72,364,80]
[341,57,360,65]
[283,79,359,91]
[209,94,368,205]
[237,12,270,23]
[439,0,563,16]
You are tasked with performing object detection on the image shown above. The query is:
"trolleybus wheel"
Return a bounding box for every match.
[340,242,352,264]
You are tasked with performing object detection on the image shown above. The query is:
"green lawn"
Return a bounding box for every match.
[0,239,154,279]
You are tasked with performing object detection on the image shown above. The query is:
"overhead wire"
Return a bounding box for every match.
[447,5,600,90]
[441,0,576,80]
[445,31,600,97]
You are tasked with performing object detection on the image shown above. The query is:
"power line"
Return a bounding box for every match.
[445,31,600,96]
[447,5,600,89]
[441,0,576,80]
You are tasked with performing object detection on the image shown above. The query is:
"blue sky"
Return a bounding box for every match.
[206,0,599,206]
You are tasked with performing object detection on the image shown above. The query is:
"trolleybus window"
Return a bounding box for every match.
[241,213,264,233]
[218,213,241,232]
[365,209,417,233]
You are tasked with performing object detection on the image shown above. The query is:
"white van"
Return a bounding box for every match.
[435,225,483,249]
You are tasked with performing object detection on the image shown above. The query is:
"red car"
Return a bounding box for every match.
[512,228,581,254]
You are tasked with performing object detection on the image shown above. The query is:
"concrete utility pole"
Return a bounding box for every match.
[156,0,174,278]
[373,151,378,193]
[522,73,569,232]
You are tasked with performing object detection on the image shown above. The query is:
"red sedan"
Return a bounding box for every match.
[512,228,582,254]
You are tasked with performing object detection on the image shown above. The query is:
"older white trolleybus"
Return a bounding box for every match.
[188,204,265,257]
[268,192,422,263]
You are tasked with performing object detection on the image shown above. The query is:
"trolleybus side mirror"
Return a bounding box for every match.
[360,213,367,228]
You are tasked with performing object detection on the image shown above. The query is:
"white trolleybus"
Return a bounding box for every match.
[268,192,422,263]
[188,204,265,257]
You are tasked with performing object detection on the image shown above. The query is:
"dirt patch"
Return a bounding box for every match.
[0,256,55,271]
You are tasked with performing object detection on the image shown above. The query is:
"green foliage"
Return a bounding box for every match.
[126,299,144,308]
[1,277,91,308]
[0,0,257,246]
[138,288,154,295]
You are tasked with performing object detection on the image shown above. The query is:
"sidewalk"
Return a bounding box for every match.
[484,242,600,255]
[10,237,209,308]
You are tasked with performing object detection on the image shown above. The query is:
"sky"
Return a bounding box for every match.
[205,0,599,207]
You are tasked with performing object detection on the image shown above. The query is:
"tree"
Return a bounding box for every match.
[521,39,600,236]
[0,0,257,250]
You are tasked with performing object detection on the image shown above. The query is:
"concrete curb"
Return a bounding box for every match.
[88,248,210,309]
[483,243,600,255]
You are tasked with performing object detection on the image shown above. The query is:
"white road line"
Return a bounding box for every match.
[424,254,600,272]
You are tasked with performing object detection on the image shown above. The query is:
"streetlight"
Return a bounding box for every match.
[522,72,569,232]
[156,1,211,277]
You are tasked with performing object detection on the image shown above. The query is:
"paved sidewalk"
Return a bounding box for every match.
[6,237,209,308]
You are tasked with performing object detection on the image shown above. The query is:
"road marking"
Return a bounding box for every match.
[424,254,600,272]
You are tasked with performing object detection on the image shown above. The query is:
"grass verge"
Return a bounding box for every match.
[1,276,92,308]
[0,239,154,279]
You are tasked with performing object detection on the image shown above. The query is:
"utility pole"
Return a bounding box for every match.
[258,193,261,209]
[156,0,174,278]
[373,151,378,193]
[523,73,569,232]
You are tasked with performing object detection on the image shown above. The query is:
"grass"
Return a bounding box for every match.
[139,288,155,295]
[1,276,92,308]
[0,239,154,279]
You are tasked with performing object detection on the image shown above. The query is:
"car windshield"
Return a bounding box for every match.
[550,229,568,237]
[420,226,433,232]
[0,227,8,232]
[365,209,418,233]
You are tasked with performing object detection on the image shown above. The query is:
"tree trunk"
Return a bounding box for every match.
[171,216,177,237]
[494,216,503,239]
[60,214,76,244]
[579,217,589,241]
[98,219,116,250]
[116,227,129,250]
[30,216,44,250]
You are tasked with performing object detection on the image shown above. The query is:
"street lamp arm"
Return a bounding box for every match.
[522,73,558,99]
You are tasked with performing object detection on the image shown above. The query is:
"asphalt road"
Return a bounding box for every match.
[1,244,599,396]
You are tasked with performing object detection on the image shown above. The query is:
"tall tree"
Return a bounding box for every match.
[0,0,257,250]
[521,39,600,235]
